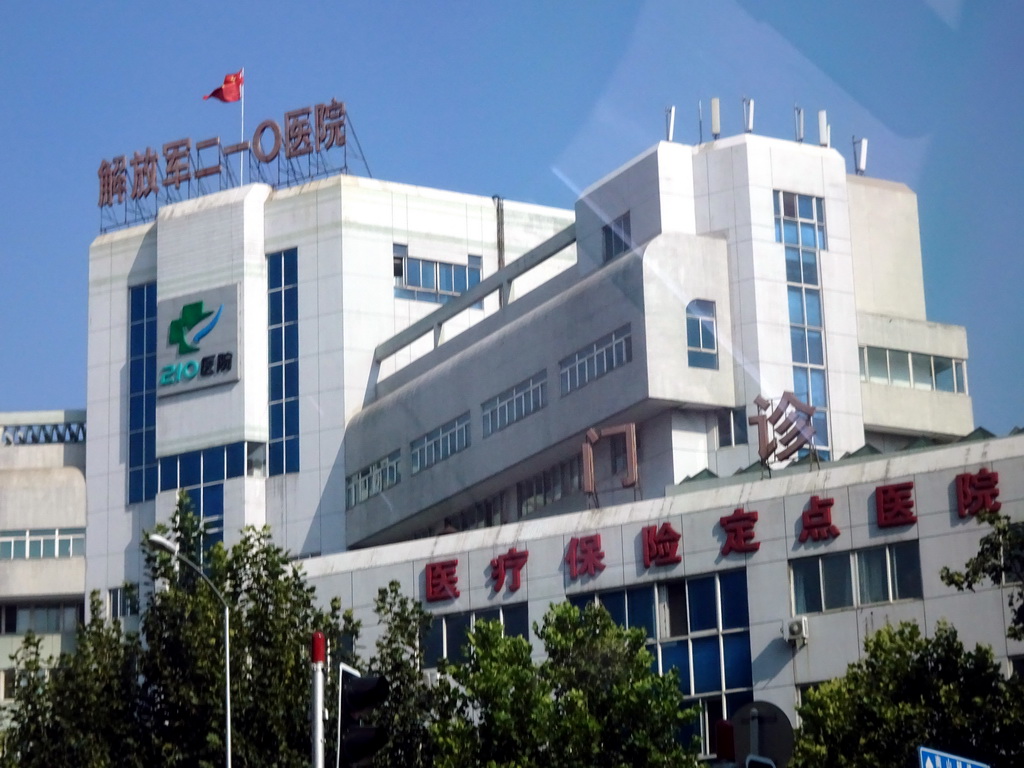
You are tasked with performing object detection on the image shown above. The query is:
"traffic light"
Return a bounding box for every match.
[340,671,389,767]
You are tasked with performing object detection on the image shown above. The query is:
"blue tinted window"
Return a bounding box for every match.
[130,287,146,322]
[692,636,721,693]
[202,447,224,483]
[285,361,298,398]
[688,576,717,632]
[160,457,178,492]
[269,442,284,477]
[805,289,822,327]
[128,283,158,503]
[718,571,749,629]
[284,286,298,321]
[626,585,656,640]
[268,253,282,290]
[723,632,752,689]
[503,603,529,639]
[203,483,224,518]
[179,451,201,487]
[599,591,626,627]
[284,324,298,360]
[423,617,444,667]
[270,404,284,440]
[568,593,593,614]
[446,613,471,665]
[269,328,283,363]
[128,470,143,504]
[226,442,245,478]
[269,366,283,402]
[660,640,689,695]
[269,293,282,326]
[283,249,298,285]
[788,287,804,324]
[285,437,300,473]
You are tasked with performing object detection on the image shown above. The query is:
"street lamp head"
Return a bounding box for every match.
[147,533,179,555]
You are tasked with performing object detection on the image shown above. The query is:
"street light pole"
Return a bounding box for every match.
[148,533,232,768]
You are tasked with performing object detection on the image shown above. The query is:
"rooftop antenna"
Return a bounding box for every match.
[742,97,755,133]
[853,136,868,175]
[698,100,704,144]
[818,110,830,147]
[794,105,804,142]
[666,106,676,142]
[711,97,721,140]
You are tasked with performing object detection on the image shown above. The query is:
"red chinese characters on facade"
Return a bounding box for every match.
[875,481,917,528]
[425,559,460,602]
[799,495,840,542]
[97,99,347,209]
[565,534,606,580]
[955,468,1002,518]
[641,523,682,568]
[748,392,816,463]
[490,547,529,592]
[720,508,760,555]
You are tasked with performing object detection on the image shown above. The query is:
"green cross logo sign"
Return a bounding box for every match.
[167,301,223,355]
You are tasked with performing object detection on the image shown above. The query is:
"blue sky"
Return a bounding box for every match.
[1,1,1021,434]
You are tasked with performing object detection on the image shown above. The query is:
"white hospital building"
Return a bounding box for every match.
[2,117,1020,752]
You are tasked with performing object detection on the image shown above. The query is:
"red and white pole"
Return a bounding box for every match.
[311,631,326,768]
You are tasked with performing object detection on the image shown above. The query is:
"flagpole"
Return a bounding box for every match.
[240,68,245,185]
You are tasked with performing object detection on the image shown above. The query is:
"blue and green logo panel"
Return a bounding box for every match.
[156,284,241,397]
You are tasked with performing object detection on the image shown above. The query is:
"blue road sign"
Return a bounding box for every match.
[918,746,990,768]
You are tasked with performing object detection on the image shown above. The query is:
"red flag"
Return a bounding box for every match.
[203,70,244,103]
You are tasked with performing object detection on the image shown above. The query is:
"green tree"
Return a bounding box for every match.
[1,593,145,768]
[941,508,1024,639]
[142,493,358,768]
[432,601,699,768]
[2,492,358,768]
[791,621,1024,768]
[365,581,437,768]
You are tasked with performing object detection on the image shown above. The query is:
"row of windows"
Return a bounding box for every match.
[345,450,401,510]
[128,282,158,504]
[410,412,471,475]
[559,324,632,395]
[859,346,968,394]
[158,441,264,492]
[0,528,85,560]
[268,248,300,476]
[516,455,582,518]
[0,602,84,636]
[685,300,717,369]
[393,245,483,305]
[481,370,547,437]
[422,604,529,667]
[791,541,922,615]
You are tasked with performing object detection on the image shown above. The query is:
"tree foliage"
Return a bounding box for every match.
[431,601,699,768]
[941,508,1024,640]
[791,621,1024,768]
[2,493,358,768]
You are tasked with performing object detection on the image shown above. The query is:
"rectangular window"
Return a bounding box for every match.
[559,324,632,395]
[127,282,158,503]
[481,371,547,438]
[516,455,582,518]
[791,541,922,614]
[422,604,528,668]
[859,346,968,394]
[394,246,483,306]
[108,585,140,620]
[0,529,85,560]
[602,212,632,263]
[410,412,471,475]
[686,300,718,369]
[717,408,748,448]
[268,248,299,475]
[345,449,402,509]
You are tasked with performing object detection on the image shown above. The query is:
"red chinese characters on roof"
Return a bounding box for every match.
[642,523,682,568]
[425,559,460,602]
[955,468,1001,518]
[490,547,529,592]
[799,495,840,543]
[720,509,760,555]
[565,534,606,580]
[875,481,917,528]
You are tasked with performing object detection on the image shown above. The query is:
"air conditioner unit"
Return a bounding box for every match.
[785,616,809,646]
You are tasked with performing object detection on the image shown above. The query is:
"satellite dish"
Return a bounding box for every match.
[731,700,794,768]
